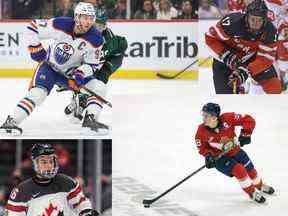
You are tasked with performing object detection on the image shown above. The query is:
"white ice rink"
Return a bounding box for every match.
[0,78,112,138]
[113,79,288,216]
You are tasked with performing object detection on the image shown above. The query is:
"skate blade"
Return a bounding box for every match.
[0,128,22,136]
[81,127,110,136]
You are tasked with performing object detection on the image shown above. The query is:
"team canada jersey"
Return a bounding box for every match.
[205,13,278,76]
[6,174,92,216]
[195,112,255,157]
[26,17,103,77]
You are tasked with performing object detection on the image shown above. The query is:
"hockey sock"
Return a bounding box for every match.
[12,87,47,125]
[86,95,103,118]
[232,163,255,195]
[13,97,36,124]
[247,168,263,190]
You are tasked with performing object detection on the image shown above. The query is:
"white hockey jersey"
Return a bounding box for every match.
[26,17,104,77]
[6,174,92,216]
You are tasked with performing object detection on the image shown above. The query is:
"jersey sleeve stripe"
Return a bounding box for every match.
[67,184,81,200]
[72,196,86,209]
[259,44,277,52]
[27,26,39,34]
[30,21,38,30]
[257,52,275,61]
[6,204,27,212]
[214,24,230,41]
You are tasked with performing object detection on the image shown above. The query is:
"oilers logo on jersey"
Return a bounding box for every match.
[54,42,75,65]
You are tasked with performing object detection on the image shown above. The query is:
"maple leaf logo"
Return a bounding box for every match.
[38,203,62,216]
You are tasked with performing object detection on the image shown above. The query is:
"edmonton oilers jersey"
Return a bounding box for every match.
[26,17,104,76]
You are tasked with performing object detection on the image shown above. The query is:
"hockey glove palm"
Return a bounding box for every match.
[228,66,249,88]
[239,129,252,147]
[103,35,128,57]
[221,50,240,70]
[28,44,47,62]
[205,154,216,169]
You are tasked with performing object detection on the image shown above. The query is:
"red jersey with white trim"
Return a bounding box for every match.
[227,0,246,13]
[6,174,92,216]
[195,112,256,157]
[205,13,278,76]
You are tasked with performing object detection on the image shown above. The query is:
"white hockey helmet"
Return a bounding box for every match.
[74,2,96,22]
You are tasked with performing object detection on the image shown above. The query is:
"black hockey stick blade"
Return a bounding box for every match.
[142,164,206,207]
[156,59,198,79]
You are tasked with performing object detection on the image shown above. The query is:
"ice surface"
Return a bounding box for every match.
[0,78,111,138]
[113,79,288,216]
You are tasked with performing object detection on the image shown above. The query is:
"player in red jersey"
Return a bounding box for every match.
[195,103,275,203]
[205,0,282,94]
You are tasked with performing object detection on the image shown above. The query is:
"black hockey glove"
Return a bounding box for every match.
[221,50,240,70]
[238,129,252,147]
[205,153,216,169]
[228,66,249,89]
[79,209,99,216]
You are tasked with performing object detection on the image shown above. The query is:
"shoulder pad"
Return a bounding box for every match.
[54,174,77,192]
[81,26,103,48]
[9,178,34,202]
[52,17,75,35]
[220,13,246,37]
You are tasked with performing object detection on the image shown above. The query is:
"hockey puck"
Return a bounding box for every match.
[144,204,150,208]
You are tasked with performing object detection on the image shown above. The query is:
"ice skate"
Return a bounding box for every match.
[0,115,22,135]
[250,190,266,204]
[82,113,109,135]
[260,184,275,195]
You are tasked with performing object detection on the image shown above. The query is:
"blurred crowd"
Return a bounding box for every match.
[0,0,198,20]
[0,140,112,214]
[199,0,252,19]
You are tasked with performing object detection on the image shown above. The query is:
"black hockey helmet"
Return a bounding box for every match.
[202,103,221,117]
[31,143,59,179]
[244,0,268,35]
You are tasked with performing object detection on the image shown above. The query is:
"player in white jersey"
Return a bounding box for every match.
[6,143,99,216]
[0,2,109,135]
[62,8,127,122]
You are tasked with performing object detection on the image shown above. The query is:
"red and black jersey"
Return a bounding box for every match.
[205,13,278,77]
[195,112,255,157]
[6,174,92,216]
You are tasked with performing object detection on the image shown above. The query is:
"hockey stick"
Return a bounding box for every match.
[142,151,228,207]
[156,56,212,79]
[156,59,198,79]
[46,61,113,108]
[142,164,205,207]
[80,86,112,108]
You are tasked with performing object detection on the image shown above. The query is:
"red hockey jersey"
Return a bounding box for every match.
[205,13,278,77]
[195,112,255,157]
